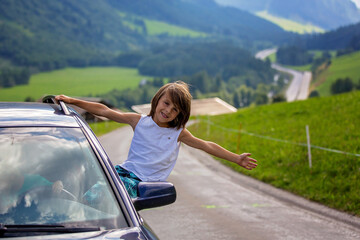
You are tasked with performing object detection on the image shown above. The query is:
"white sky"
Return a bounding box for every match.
[351,0,360,8]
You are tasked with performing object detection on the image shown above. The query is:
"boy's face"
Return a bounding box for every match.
[153,91,180,127]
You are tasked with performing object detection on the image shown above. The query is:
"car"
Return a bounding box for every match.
[0,96,176,239]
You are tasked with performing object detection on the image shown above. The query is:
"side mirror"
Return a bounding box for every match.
[132,182,176,211]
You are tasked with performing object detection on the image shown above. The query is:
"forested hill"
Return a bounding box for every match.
[107,0,287,42]
[0,0,290,71]
[0,0,145,70]
[303,22,360,50]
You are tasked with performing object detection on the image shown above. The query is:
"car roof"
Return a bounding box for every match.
[0,102,80,128]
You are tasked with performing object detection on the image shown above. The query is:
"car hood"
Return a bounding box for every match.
[10,227,151,240]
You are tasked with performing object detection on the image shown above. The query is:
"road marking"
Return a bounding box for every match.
[201,205,230,209]
[252,203,271,208]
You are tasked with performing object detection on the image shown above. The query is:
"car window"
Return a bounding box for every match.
[0,127,127,230]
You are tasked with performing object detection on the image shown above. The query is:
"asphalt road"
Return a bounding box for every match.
[272,63,312,102]
[100,126,360,240]
[255,48,312,102]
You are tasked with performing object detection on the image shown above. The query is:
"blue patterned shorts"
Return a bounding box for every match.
[115,165,142,198]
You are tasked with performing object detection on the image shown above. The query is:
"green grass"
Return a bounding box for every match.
[267,52,276,63]
[89,121,125,136]
[310,50,336,59]
[0,67,150,101]
[144,19,207,37]
[256,11,324,34]
[188,91,360,216]
[315,51,360,96]
[117,11,207,38]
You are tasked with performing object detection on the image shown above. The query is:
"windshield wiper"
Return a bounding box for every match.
[0,223,100,235]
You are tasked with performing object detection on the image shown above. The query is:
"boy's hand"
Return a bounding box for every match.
[55,95,71,104]
[237,153,257,170]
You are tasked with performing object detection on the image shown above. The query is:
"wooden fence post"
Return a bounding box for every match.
[207,115,210,137]
[237,123,242,153]
[306,125,312,168]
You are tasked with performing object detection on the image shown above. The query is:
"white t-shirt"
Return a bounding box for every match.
[121,115,183,181]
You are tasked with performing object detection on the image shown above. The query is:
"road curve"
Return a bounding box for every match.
[256,49,312,102]
[99,126,360,240]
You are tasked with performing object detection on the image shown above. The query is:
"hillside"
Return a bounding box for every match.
[0,0,289,71]
[255,11,325,34]
[0,0,143,70]
[216,0,360,30]
[109,0,287,41]
[303,22,360,50]
[188,91,360,216]
[311,50,360,96]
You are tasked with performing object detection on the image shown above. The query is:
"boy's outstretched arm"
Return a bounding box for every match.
[179,128,257,170]
[55,95,140,129]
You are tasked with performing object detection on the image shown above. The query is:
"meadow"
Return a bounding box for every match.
[314,51,360,96]
[144,19,207,37]
[0,67,149,102]
[256,11,324,34]
[89,121,125,136]
[188,91,360,216]
[118,11,207,38]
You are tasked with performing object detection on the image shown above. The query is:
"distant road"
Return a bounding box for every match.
[255,48,312,102]
[255,48,277,60]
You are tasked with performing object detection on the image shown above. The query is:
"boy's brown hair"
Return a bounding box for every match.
[149,81,192,129]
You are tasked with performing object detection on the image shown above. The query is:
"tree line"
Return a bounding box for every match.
[95,41,285,110]
[276,45,313,66]
[303,22,360,51]
[0,67,30,88]
[99,61,287,111]
[99,73,286,111]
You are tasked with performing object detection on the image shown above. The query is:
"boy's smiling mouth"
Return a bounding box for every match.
[161,112,168,119]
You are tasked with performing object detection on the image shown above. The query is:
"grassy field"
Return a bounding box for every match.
[313,51,360,96]
[256,11,324,34]
[144,19,207,37]
[118,11,207,38]
[0,67,149,102]
[89,121,125,136]
[188,91,360,216]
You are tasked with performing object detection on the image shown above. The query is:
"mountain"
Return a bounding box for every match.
[215,0,360,30]
[0,0,290,71]
[107,0,287,42]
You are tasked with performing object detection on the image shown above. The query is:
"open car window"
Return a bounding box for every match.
[0,127,127,230]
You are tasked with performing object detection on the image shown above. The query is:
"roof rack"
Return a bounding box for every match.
[42,95,70,115]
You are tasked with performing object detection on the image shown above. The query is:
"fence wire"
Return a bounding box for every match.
[201,119,360,158]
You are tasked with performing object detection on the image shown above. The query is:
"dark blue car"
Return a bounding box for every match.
[0,97,176,239]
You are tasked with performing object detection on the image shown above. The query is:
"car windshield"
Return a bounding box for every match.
[0,127,127,230]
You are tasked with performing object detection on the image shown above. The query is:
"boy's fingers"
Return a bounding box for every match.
[249,157,257,163]
[55,95,69,104]
[246,163,257,170]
